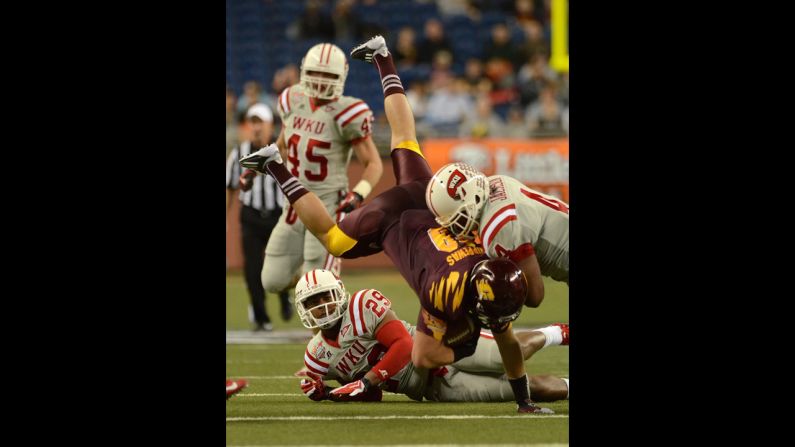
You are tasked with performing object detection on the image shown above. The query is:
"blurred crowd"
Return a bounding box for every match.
[227,0,568,155]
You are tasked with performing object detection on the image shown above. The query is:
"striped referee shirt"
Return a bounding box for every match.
[226,141,285,212]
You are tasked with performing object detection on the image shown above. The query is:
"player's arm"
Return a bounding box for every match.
[352,136,382,195]
[485,221,544,307]
[492,324,538,410]
[412,330,454,368]
[226,146,240,213]
[492,324,526,379]
[516,254,544,308]
[336,136,383,213]
[275,127,288,163]
[363,309,411,387]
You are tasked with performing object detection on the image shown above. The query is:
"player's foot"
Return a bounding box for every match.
[279,291,294,321]
[226,379,248,400]
[551,323,569,345]
[239,143,282,173]
[517,399,554,414]
[350,35,389,63]
[253,322,273,332]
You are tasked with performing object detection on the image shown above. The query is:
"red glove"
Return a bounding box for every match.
[239,169,257,192]
[300,377,330,401]
[335,191,364,214]
[329,377,371,397]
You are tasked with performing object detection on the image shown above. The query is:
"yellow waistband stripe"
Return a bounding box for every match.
[393,140,424,158]
[326,224,357,257]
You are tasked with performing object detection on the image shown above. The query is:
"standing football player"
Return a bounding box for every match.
[260,43,383,299]
[241,36,551,413]
[294,269,569,404]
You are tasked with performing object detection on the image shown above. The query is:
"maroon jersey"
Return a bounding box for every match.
[382,209,487,341]
[335,147,484,340]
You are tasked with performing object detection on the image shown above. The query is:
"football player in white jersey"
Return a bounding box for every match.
[295,269,569,404]
[426,163,569,308]
[260,42,383,297]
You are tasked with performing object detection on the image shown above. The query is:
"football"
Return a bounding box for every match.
[443,313,478,347]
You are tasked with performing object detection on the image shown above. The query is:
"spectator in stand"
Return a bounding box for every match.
[526,81,566,136]
[423,72,475,137]
[393,26,419,68]
[237,81,269,122]
[297,0,335,40]
[518,19,549,65]
[417,18,454,66]
[463,58,486,90]
[503,105,531,138]
[514,0,545,27]
[459,94,506,138]
[517,52,558,107]
[332,0,363,41]
[483,23,523,73]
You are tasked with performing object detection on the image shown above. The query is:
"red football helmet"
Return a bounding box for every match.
[469,258,527,326]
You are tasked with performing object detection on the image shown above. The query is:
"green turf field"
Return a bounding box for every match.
[226,269,568,446]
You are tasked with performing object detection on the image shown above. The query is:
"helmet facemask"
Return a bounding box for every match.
[294,270,350,330]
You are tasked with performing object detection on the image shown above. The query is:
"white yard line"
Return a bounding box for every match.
[227,415,568,421]
[228,444,567,447]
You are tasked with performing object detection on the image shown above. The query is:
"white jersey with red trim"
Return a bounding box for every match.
[277,83,374,196]
[303,289,427,400]
[479,175,569,283]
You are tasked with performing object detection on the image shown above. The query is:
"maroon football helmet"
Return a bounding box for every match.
[469,258,528,326]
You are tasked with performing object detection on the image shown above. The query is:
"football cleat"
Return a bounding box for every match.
[350,35,389,63]
[517,399,555,414]
[552,323,569,346]
[226,379,248,400]
[239,143,282,174]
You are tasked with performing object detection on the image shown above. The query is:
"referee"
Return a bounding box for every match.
[226,103,292,331]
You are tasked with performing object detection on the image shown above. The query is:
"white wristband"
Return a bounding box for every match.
[352,180,373,199]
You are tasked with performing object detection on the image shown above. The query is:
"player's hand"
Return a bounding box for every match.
[329,377,370,397]
[335,191,364,214]
[239,169,257,192]
[517,399,554,414]
[300,377,329,401]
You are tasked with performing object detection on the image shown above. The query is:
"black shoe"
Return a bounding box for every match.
[279,291,294,321]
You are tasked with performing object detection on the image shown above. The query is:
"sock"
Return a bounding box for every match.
[266,162,308,203]
[373,53,404,98]
[508,375,531,403]
[536,325,564,348]
[562,378,569,400]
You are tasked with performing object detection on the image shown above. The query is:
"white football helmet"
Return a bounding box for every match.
[294,269,350,330]
[425,162,489,240]
[300,43,349,100]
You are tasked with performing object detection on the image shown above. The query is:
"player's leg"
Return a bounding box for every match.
[261,214,304,294]
[302,192,346,274]
[452,324,569,373]
[351,35,432,186]
[241,214,271,328]
[241,145,387,259]
[430,368,567,403]
[528,375,569,402]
